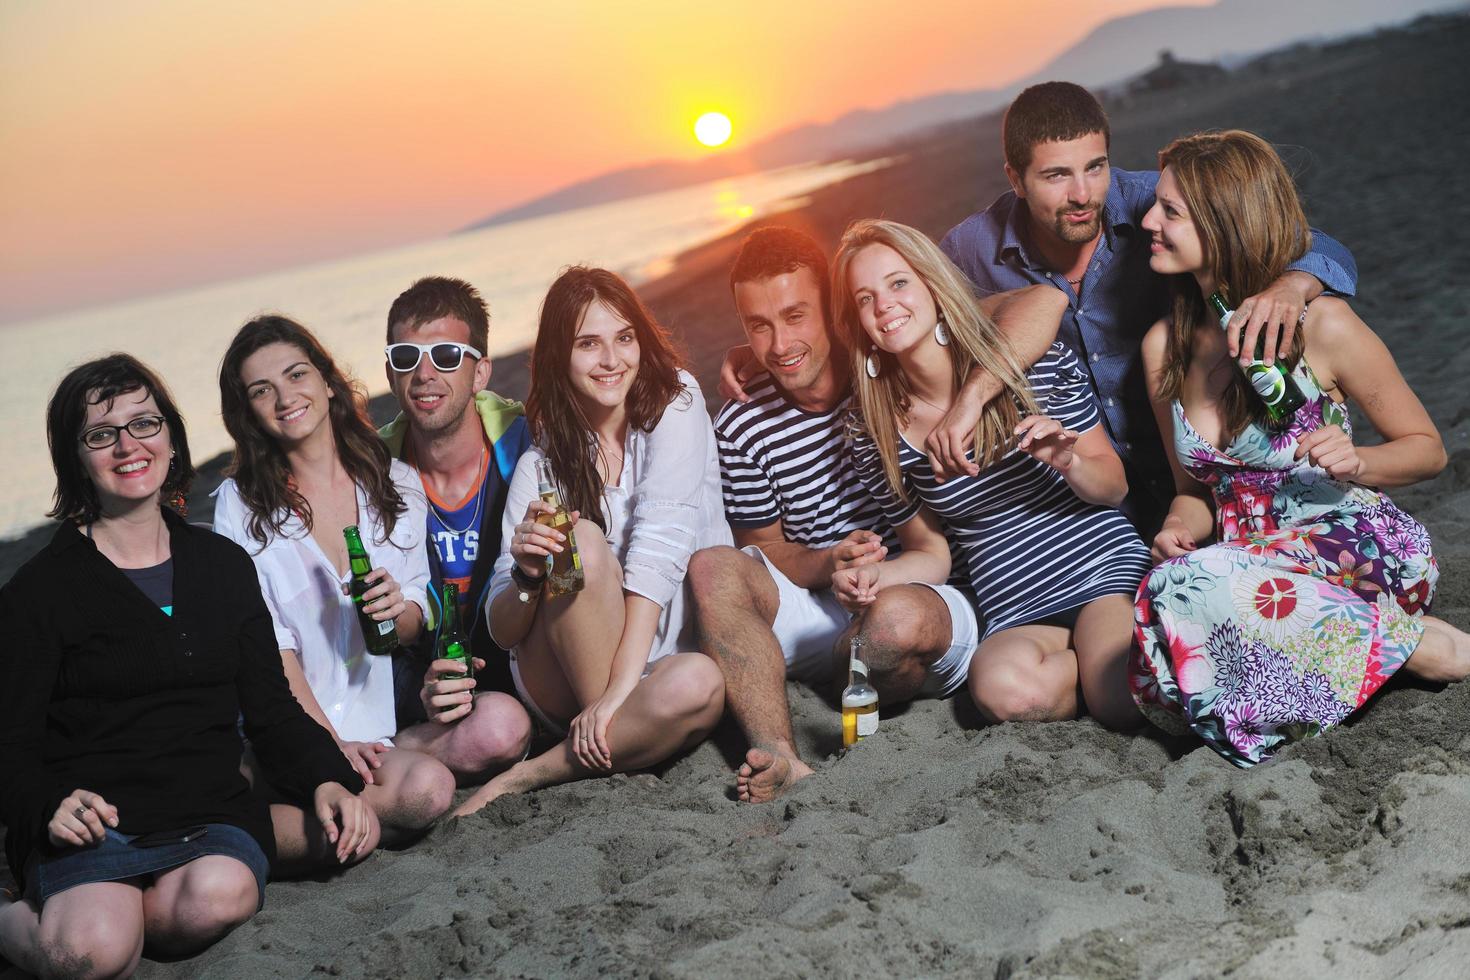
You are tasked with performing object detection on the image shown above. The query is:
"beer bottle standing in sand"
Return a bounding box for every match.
[534,458,584,598]
[436,582,473,685]
[1209,291,1307,426]
[842,636,879,747]
[344,525,398,655]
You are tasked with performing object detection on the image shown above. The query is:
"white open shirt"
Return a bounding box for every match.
[213,459,430,744]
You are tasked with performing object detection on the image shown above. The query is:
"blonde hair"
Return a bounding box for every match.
[1154,130,1312,438]
[831,219,1039,500]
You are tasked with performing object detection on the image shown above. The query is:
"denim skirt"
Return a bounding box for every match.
[26,823,268,908]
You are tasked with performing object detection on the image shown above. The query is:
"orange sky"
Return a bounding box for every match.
[0,0,1211,322]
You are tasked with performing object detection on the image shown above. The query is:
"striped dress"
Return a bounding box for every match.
[852,343,1150,636]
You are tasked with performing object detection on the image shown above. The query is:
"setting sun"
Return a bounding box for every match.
[694,111,733,148]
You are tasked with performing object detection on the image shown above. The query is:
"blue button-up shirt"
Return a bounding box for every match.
[940,166,1358,533]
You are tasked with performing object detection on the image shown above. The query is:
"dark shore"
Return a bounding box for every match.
[6,13,1470,979]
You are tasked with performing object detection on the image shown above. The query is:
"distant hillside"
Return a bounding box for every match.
[463,0,1463,232]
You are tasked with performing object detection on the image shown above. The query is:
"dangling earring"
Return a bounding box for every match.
[934,317,950,347]
[865,346,881,379]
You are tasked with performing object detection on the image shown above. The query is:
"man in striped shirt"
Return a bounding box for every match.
[691,227,1059,802]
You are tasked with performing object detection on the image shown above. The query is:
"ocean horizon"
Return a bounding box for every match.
[0,157,887,542]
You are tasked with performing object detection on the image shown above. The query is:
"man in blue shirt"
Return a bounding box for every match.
[940,82,1358,535]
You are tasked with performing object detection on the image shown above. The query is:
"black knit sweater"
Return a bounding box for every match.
[0,510,363,887]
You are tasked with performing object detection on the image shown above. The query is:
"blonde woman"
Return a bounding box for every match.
[834,219,1148,729]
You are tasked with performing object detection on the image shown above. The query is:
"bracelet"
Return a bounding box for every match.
[510,562,545,601]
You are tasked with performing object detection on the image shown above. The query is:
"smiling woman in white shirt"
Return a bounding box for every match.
[213,315,458,854]
[453,267,730,815]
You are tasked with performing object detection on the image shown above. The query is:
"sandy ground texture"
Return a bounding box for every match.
[5,13,1470,979]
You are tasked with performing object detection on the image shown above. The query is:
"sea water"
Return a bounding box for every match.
[0,158,887,541]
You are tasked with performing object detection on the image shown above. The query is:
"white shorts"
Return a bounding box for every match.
[508,651,654,737]
[913,581,981,699]
[745,546,980,698]
[744,546,849,682]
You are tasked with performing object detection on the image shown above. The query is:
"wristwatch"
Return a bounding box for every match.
[510,563,545,603]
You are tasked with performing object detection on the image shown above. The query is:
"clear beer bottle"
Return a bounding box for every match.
[841,636,879,747]
[534,458,585,598]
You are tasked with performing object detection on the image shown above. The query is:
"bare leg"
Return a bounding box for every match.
[1403,615,1470,682]
[357,747,456,834]
[0,880,146,979]
[142,857,257,959]
[395,691,532,784]
[454,653,724,814]
[1072,594,1145,730]
[512,519,629,721]
[688,546,812,803]
[967,623,1079,723]
[834,584,957,704]
[268,802,380,877]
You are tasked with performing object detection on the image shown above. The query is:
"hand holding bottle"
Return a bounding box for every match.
[421,656,484,723]
[510,500,578,579]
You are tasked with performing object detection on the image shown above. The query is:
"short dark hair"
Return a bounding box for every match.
[1003,81,1110,174]
[47,353,194,524]
[386,276,489,352]
[729,226,831,320]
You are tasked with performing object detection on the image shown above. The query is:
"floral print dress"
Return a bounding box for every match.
[1131,361,1436,766]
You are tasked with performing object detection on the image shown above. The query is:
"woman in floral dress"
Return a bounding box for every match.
[1133,130,1470,766]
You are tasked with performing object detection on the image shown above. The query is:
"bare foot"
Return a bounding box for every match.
[735,748,813,804]
[1405,616,1470,683]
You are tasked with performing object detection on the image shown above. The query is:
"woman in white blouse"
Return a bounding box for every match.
[214,315,457,854]
[453,267,730,814]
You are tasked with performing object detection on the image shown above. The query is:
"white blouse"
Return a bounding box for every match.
[488,370,732,663]
[213,459,430,744]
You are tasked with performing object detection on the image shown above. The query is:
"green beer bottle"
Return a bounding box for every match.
[436,583,473,684]
[343,525,398,655]
[1209,291,1307,426]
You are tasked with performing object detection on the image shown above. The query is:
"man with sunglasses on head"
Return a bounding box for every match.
[378,276,533,783]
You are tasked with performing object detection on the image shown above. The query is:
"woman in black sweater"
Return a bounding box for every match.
[0,355,373,978]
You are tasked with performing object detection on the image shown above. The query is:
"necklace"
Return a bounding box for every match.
[909,390,952,415]
[597,438,626,483]
[429,449,487,537]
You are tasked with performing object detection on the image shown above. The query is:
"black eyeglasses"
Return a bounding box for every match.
[79,415,168,450]
[385,342,484,374]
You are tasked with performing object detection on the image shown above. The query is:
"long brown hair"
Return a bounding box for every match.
[831,219,1039,501]
[219,314,406,548]
[1153,130,1312,441]
[526,267,687,530]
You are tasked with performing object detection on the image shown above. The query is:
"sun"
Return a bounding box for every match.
[694,112,733,148]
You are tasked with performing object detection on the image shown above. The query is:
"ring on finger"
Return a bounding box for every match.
[74,805,87,820]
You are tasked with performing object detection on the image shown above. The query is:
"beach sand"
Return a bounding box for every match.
[6,14,1470,979]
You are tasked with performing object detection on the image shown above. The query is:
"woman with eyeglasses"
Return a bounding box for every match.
[214,315,460,845]
[452,266,730,815]
[0,355,371,978]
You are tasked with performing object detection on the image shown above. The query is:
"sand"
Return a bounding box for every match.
[6,13,1470,979]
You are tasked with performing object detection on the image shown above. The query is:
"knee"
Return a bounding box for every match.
[464,693,533,767]
[972,661,1061,724]
[653,656,726,724]
[172,862,258,943]
[573,518,616,580]
[37,915,141,980]
[394,759,457,828]
[688,546,745,601]
[855,588,931,675]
